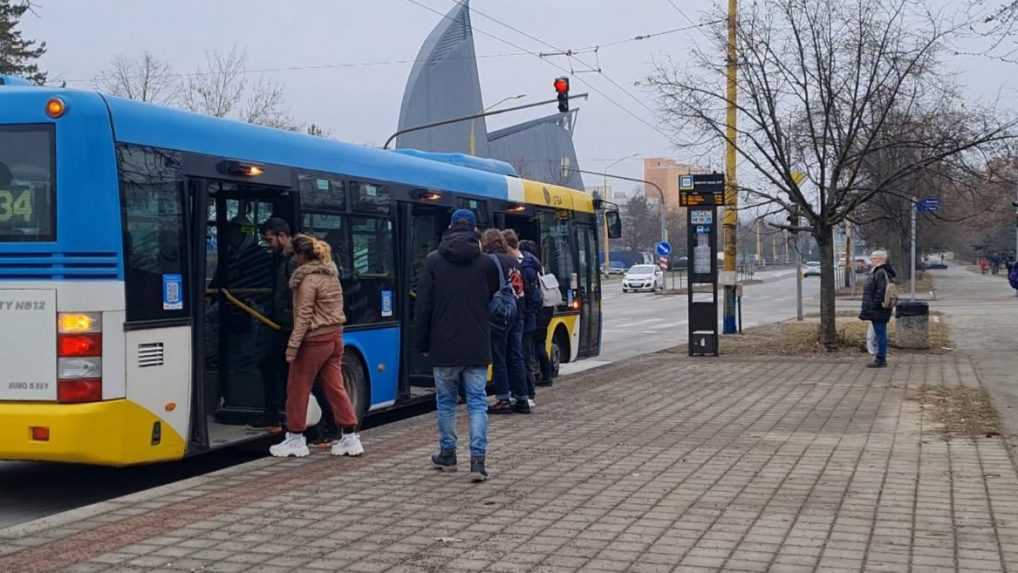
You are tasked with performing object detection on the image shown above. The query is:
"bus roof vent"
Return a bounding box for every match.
[393,149,519,178]
[0,76,32,87]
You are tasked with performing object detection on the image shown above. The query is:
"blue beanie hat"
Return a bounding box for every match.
[450,208,477,227]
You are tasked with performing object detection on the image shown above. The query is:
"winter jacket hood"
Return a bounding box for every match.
[438,226,482,265]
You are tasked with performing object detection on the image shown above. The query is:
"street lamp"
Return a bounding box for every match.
[485,94,527,112]
[469,94,526,155]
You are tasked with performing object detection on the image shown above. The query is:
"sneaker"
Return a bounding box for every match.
[331,433,365,457]
[528,398,536,409]
[269,432,309,458]
[431,448,458,471]
[470,456,488,482]
[512,400,531,414]
[866,359,887,369]
[488,400,514,415]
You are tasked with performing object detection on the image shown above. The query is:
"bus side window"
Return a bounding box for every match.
[119,146,188,322]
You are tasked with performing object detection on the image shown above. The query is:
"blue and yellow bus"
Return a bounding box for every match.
[0,77,619,466]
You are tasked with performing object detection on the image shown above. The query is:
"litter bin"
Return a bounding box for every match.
[894,300,929,349]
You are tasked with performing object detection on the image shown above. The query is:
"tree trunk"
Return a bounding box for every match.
[816,224,838,351]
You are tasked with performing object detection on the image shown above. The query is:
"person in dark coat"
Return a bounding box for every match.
[414,209,499,481]
[516,238,545,401]
[483,229,530,414]
[858,250,896,368]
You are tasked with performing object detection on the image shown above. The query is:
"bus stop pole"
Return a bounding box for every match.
[911,195,917,300]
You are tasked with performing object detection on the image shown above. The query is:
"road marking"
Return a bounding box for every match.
[612,318,667,329]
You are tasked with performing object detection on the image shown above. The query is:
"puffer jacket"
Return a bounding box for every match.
[287,261,346,359]
[859,263,896,323]
[519,251,544,332]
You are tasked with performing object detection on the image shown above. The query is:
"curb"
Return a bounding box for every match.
[0,456,279,540]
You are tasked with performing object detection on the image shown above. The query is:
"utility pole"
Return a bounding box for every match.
[756,219,763,268]
[722,0,739,334]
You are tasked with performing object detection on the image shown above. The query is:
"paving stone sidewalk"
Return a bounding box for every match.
[1,351,1017,573]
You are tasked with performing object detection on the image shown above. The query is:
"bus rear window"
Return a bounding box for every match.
[0,125,55,241]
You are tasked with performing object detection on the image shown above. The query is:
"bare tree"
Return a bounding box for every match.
[650,0,1014,348]
[183,47,296,130]
[94,52,178,104]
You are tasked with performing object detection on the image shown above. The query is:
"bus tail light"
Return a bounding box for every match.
[31,426,50,441]
[58,334,101,357]
[57,379,102,403]
[57,312,102,403]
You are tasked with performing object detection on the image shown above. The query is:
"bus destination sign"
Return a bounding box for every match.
[678,173,726,207]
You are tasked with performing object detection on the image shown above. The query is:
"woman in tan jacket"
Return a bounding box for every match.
[269,234,365,458]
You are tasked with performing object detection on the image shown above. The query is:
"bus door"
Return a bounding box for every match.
[190,179,295,447]
[398,202,453,398]
[575,223,602,358]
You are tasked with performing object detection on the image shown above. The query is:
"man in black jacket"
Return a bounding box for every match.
[415,209,499,481]
[859,250,895,368]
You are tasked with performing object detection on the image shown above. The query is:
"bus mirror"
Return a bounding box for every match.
[606,211,622,239]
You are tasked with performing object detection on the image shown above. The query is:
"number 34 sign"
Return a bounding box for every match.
[0,190,33,223]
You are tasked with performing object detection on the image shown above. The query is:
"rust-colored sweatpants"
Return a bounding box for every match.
[285,331,358,433]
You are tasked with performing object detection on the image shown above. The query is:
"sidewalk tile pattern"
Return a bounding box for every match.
[1,352,1016,572]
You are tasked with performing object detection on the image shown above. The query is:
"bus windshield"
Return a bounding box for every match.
[0,125,55,241]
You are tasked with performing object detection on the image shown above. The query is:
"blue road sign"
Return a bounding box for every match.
[656,241,672,257]
[916,198,941,212]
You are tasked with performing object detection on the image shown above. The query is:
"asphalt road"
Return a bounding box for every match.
[0,269,826,530]
[563,268,824,373]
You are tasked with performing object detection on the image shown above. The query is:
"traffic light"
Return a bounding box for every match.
[554,77,570,113]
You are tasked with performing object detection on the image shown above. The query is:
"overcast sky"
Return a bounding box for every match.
[19,0,1016,190]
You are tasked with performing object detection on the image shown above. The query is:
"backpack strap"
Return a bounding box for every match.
[487,254,506,287]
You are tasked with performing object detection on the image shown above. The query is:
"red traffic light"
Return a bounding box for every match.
[554,77,570,94]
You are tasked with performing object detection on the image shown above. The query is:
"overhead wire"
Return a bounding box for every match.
[461,1,662,119]
[406,0,674,143]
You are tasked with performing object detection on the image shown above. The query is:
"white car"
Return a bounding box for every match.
[803,261,822,277]
[622,264,663,292]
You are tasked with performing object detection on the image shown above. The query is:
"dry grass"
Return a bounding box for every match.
[908,385,1001,437]
[722,311,951,355]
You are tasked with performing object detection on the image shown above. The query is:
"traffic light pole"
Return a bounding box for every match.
[382,93,589,149]
[567,169,668,243]
[722,0,739,335]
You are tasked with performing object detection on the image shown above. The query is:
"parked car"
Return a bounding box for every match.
[925,261,948,270]
[853,257,872,273]
[606,262,627,275]
[622,264,664,292]
[803,261,822,277]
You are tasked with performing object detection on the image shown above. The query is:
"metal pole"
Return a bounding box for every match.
[568,168,667,243]
[722,0,739,334]
[383,93,588,149]
[795,230,803,321]
[916,196,924,301]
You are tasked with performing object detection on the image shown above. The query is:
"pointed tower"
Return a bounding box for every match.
[396,0,488,155]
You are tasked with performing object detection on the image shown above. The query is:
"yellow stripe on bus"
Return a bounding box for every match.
[521,180,595,213]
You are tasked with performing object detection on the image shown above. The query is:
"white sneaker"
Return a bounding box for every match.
[528,399,536,408]
[269,432,309,458]
[331,433,365,457]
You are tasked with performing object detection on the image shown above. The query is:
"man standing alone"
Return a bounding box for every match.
[415,210,499,481]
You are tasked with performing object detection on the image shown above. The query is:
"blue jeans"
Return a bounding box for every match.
[872,320,888,361]
[434,367,488,457]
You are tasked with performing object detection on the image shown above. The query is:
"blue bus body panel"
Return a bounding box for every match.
[0,87,122,279]
[105,97,510,201]
[342,327,401,408]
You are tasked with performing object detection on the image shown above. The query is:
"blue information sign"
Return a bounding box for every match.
[916,198,941,212]
[655,241,672,257]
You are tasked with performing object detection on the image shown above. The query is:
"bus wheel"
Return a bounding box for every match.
[341,351,370,425]
[550,330,567,378]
